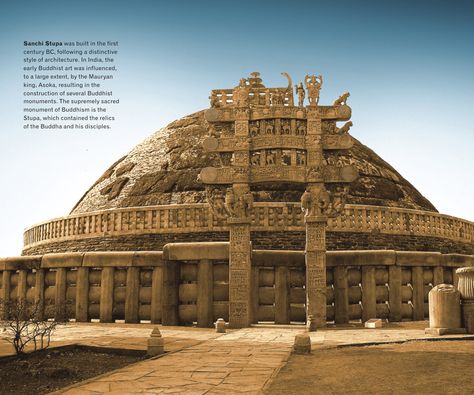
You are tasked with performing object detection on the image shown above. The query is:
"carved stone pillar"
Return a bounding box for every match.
[305,215,327,330]
[304,106,326,330]
[228,217,252,328]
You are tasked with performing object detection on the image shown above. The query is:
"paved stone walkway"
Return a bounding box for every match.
[2,321,473,394]
[61,327,300,394]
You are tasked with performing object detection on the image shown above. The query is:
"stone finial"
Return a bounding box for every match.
[293,334,311,354]
[147,327,164,356]
[215,318,226,333]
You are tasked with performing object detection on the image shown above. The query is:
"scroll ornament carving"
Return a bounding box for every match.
[301,186,349,218]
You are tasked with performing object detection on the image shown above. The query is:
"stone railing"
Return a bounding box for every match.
[23,203,474,250]
[1,247,474,326]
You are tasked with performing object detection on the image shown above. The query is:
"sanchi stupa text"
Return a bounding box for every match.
[2,72,474,332]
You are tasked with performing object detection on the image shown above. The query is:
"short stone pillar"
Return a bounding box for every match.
[147,327,164,356]
[215,318,226,333]
[293,334,311,354]
[425,284,465,336]
[456,267,474,334]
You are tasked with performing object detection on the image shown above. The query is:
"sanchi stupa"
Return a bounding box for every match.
[2,72,473,329]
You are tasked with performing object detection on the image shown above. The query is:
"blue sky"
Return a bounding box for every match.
[0,0,473,255]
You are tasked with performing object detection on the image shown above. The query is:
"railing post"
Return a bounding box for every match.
[275,266,290,324]
[34,269,45,320]
[388,266,402,321]
[100,267,114,323]
[362,266,376,321]
[18,270,28,302]
[412,266,424,320]
[433,266,444,286]
[125,267,140,323]
[150,266,163,324]
[334,266,349,324]
[197,259,213,328]
[162,260,180,326]
[55,268,67,320]
[1,271,11,319]
[76,267,89,322]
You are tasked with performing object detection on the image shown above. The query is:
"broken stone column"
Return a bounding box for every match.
[425,284,465,335]
[147,327,164,356]
[456,267,474,334]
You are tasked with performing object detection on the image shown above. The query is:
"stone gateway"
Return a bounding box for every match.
[1,72,473,329]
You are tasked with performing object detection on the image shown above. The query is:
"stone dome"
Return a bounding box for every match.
[71,110,437,215]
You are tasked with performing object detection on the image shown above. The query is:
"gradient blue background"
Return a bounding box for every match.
[0,0,473,256]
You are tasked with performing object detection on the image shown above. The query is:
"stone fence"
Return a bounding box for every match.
[23,203,474,250]
[1,246,473,326]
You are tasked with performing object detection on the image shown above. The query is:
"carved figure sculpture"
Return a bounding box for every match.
[207,187,227,219]
[224,188,254,219]
[296,120,306,136]
[330,186,349,216]
[336,121,353,134]
[296,82,305,107]
[225,188,236,217]
[333,91,350,106]
[301,188,338,217]
[301,189,312,217]
[304,75,323,106]
[281,120,291,135]
[241,191,254,217]
[209,92,220,108]
[296,151,307,166]
[315,189,331,216]
[266,151,276,165]
[251,153,260,166]
[271,91,284,106]
[249,121,260,137]
[233,78,250,107]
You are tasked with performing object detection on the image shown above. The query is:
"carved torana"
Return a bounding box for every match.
[200,72,358,329]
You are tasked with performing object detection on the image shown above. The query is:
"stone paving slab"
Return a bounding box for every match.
[2,321,474,394]
[58,327,301,394]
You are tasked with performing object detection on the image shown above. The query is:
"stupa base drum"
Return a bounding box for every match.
[1,72,473,328]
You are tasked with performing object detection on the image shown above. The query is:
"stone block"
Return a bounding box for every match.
[293,334,311,354]
[42,253,84,268]
[424,327,466,336]
[163,242,229,261]
[364,318,382,329]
